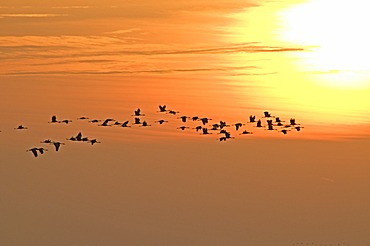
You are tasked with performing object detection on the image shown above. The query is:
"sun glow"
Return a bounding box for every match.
[278,0,370,89]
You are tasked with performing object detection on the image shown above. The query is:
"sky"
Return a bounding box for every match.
[1,0,370,245]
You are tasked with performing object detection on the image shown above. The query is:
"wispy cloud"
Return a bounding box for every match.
[0,13,67,18]
[51,6,90,9]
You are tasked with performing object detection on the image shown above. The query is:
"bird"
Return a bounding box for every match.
[200,117,212,125]
[155,119,168,125]
[158,105,167,112]
[75,132,82,141]
[219,137,228,142]
[59,119,72,124]
[120,121,131,127]
[27,147,48,157]
[240,130,253,135]
[178,116,190,123]
[49,115,58,123]
[280,129,289,134]
[191,116,199,121]
[133,108,145,116]
[249,115,256,123]
[15,125,28,130]
[219,121,229,129]
[26,148,39,157]
[201,128,211,135]
[290,118,299,125]
[52,141,65,151]
[168,110,179,115]
[233,122,244,131]
[89,119,101,123]
[99,118,114,126]
[266,124,274,131]
[81,137,89,142]
[88,139,101,145]
[193,126,202,132]
[255,120,263,128]
[263,111,272,118]
[275,117,283,123]
[77,116,89,120]
[141,121,151,127]
[177,126,189,131]
[134,117,141,125]
[40,139,52,144]
[294,126,304,131]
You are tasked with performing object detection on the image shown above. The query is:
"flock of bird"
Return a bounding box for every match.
[7,105,303,158]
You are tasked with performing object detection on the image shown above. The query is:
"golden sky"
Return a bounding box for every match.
[1,1,370,245]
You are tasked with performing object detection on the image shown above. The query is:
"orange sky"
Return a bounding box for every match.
[1,1,370,245]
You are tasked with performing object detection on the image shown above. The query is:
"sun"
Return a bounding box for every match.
[277,0,370,89]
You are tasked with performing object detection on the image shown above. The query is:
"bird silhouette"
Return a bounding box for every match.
[249,115,256,123]
[219,121,229,129]
[201,128,211,135]
[77,116,89,120]
[26,148,39,157]
[99,118,114,126]
[40,139,52,144]
[191,116,199,121]
[52,141,65,151]
[178,116,190,123]
[134,117,141,125]
[233,122,244,131]
[15,125,28,130]
[155,119,168,125]
[177,126,189,131]
[120,121,131,127]
[168,110,179,115]
[200,117,212,125]
[193,126,202,132]
[158,105,167,112]
[290,118,299,125]
[256,120,263,128]
[141,121,151,127]
[133,108,145,116]
[263,111,272,118]
[59,119,72,124]
[27,147,48,157]
[89,119,101,123]
[280,129,289,134]
[240,130,253,135]
[49,115,58,123]
[88,139,101,145]
[294,126,304,131]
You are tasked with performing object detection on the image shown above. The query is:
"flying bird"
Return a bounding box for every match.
[233,122,244,131]
[177,126,189,131]
[26,147,47,157]
[99,118,114,126]
[15,125,28,130]
[133,108,145,116]
[158,105,167,112]
[200,117,212,125]
[49,115,58,123]
[59,119,72,124]
[178,116,190,123]
[88,139,101,145]
[155,119,168,125]
[52,141,65,151]
[120,121,131,127]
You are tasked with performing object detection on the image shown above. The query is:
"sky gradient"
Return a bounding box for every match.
[1,0,370,245]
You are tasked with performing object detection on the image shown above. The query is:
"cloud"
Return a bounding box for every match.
[51,6,90,9]
[0,13,67,18]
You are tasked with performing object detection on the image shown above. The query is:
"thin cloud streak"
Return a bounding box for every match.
[0,13,68,18]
